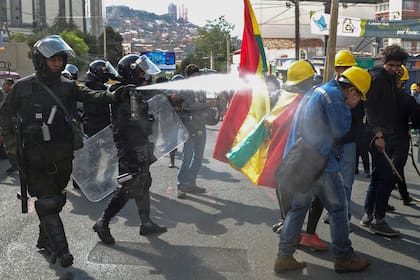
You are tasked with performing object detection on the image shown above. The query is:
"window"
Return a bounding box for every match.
[402,40,413,52]
[403,0,415,10]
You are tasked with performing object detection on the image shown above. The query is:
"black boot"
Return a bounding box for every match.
[93,218,115,244]
[93,191,128,244]
[36,223,52,254]
[136,190,167,235]
[41,215,73,268]
[140,220,168,235]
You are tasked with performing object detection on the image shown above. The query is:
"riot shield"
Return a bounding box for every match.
[72,126,118,202]
[72,94,189,202]
[148,94,189,159]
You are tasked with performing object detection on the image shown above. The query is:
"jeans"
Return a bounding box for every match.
[364,133,403,219]
[339,142,356,221]
[278,171,352,259]
[177,129,206,189]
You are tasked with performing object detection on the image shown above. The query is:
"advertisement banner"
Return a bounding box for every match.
[310,11,420,40]
[140,51,176,71]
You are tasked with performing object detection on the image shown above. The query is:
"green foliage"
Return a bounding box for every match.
[59,31,90,71]
[97,26,123,67]
[9,33,29,42]
[192,16,235,73]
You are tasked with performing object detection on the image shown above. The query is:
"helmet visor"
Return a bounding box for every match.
[104,61,119,77]
[131,55,161,75]
[35,35,76,58]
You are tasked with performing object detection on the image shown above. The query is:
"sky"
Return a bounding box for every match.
[103,0,245,37]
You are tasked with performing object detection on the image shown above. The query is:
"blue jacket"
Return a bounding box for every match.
[285,79,352,172]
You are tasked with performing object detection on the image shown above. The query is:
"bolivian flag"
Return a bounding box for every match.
[213,0,270,163]
[226,92,303,188]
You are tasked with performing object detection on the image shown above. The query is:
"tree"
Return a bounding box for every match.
[192,16,234,73]
[97,26,123,67]
[60,30,90,71]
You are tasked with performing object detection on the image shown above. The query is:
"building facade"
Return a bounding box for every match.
[0,0,102,36]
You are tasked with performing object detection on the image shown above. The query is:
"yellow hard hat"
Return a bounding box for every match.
[334,50,357,67]
[285,60,316,86]
[410,83,417,91]
[339,66,371,101]
[400,65,409,81]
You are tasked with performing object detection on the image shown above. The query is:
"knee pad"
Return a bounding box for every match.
[35,193,66,217]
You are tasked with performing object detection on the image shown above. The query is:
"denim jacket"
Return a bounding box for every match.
[285,79,352,172]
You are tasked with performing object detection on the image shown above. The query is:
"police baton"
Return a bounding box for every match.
[383,151,403,182]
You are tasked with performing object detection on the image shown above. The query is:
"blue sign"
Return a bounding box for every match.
[140,51,176,71]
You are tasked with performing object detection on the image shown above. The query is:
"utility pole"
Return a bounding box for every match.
[294,0,300,61]
[323,0,339,82]
[226,34,231,73]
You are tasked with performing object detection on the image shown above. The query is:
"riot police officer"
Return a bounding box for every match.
[0,35,114,267]
[64,63,79,80]
[93,54,167,244]
[81,59,119,136]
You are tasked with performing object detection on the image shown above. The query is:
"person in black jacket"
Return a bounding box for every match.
[0,35,114,268]
[389,66,420,206]
[92,54,167,244]
[81,60,119,136]
[361,45,409,237]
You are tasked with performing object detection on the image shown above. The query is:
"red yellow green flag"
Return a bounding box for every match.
[226,92,303,187]
[213,0,270,162]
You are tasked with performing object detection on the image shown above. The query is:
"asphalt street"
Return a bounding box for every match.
[0,124,419,280]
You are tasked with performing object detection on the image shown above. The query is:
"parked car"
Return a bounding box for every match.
[0,60,20,88]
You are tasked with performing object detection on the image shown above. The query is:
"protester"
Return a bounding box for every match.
[175,64,220,199]
[0,35,114,267]
[388,64,418,206]
[361,45,409,236]
[271,60,328,251]
[275,66,371,274]
[323,50,364,231]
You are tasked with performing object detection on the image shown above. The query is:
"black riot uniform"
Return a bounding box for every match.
[0,35,113,268]
[93,54,166,244]
[81,60,119,136]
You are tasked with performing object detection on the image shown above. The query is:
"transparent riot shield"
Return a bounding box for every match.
[148,93,189,159]
[72,126,118,202]
[72,93,189,202]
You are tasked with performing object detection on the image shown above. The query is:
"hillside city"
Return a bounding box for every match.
[106,5,202,61]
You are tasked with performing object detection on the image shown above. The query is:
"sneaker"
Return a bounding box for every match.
[360,214,373,227]
[322,213,330,224]
[176,190,187,199]
[93,220,115,244]
[181,185,206,194]
[272,221,283,234]
[403,197,416,206]
[334,253,371,273]
[299,233,328,251]
[6,165,18,174]
[369,220,400,237]
[168,163,175,168]
[274,255,305,273]
[386,204,396,212]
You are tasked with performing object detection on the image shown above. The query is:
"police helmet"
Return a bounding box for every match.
[61,69,72,79]
[65,64,79,80]
[117,54,161,85]
[88,59,120,83]
[171,74,185,81]
[32,35,75,72]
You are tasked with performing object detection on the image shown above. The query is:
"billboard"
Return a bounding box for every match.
[140,51,176,71]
